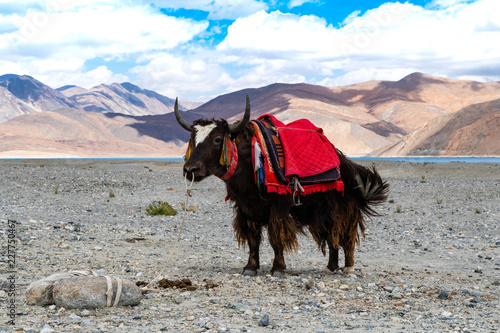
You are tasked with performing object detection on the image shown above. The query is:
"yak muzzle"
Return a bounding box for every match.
[183,160,206,182]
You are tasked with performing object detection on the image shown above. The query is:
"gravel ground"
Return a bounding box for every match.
[1,159,499,333]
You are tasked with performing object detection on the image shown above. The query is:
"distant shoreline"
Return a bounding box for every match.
[2,156,500,163]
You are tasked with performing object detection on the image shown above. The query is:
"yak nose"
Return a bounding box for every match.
[183,160,204,177]
[184,165,200,174]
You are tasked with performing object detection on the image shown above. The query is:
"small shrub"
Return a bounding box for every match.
[53,185,59,194]
[146,201,177,216]
[388,199,395,203]
[475,208,481,214]
[420,175,426,183]
[395,205,402,213]
[109,190,115,198]
[435,196,444,204]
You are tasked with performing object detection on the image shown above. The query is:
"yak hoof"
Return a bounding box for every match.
[326,265,340,273]
[242,269,258,277]
[271,270,285,278]
[343,266,355,275]
[322,267,337,275]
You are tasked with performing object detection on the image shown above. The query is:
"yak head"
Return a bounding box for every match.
[175,95,251,182]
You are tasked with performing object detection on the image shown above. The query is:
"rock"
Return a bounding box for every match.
[40,324,54,333]
[258,314,270,327]
[53,276,142,309]
[305,280,315,290]
[437,290,449,300]
[69,313,81,319]
[81,309,91,317]
[26,273,81,306]
[492,280,500,286]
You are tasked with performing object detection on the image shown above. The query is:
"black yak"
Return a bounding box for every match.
[175,95,388,277]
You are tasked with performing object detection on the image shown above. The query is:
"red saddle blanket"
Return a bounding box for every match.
[251,114,343,195]
[276,117,340,178]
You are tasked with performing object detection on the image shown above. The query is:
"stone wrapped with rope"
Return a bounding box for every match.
[26,270,142,309]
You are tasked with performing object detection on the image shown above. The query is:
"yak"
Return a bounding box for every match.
[175,95,388,277]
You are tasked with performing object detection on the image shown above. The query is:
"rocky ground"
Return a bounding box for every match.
[0,159,499,332]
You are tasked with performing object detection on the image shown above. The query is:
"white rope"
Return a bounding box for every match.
[69,270,123,307]
[144,172,195,290]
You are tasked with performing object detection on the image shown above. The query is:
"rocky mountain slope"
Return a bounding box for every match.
[380,98,500,156]
[0,75,80,122]
[190,73,500,155]
[1,73,500,157]
[0,108,203,158]
[0,75,192,123]
[58,82,188,116]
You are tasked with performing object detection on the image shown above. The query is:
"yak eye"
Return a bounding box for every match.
[214,136,223,144]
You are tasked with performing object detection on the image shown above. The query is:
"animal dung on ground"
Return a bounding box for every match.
[146,278,219,291]
[158,278,197,291]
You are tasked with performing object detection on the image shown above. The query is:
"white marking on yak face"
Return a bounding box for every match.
[194,123,217,147]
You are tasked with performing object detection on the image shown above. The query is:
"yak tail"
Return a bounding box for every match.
[338,150,389,217]
[353,166,389,217]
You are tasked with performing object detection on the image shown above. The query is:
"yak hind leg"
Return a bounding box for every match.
[342,241,356,274]
[326,237,340,272]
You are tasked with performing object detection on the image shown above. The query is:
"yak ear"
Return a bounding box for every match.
[228,94,251,134]
[174,97,193,131]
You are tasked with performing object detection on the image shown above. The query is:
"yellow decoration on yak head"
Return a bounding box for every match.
[184,139,193,161]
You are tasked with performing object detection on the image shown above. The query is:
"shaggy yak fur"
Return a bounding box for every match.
[176,97,389,277]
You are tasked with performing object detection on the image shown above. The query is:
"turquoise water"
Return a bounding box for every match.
[3,156,500,163]
[352,156,500,163]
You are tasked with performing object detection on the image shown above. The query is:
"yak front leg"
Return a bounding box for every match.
[269,237,286,278]
[233,208,263,276]
[242,225,262,276]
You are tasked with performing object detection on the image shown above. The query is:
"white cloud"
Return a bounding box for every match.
[131,52,234,101]
[429,0,474,8]
[288,0,318,9]
[342,10,361,25]
[226,61,306,93]
[2,0,500,101]
[11,5,207,55]
[217,0,500,88]
[157,0,268,20]
[0,1,208,91]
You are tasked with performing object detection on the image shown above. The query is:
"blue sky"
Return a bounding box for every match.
[0,0,499,101]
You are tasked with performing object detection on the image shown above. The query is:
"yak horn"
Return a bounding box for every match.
[228,94,251,134]
[174,97,193,131]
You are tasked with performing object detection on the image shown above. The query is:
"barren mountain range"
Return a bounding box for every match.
[1,73,499,158]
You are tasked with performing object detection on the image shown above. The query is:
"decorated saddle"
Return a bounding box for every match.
[251,114,344,198]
